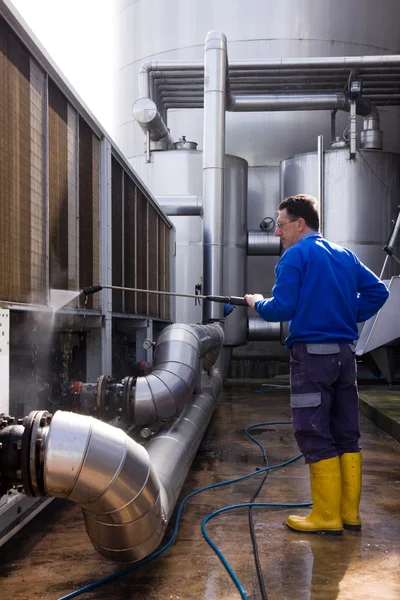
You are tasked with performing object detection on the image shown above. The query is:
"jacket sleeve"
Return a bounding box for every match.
[356,261,389,322]
[254,254,303,322]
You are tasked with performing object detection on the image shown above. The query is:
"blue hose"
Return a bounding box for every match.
[58,421,308,600]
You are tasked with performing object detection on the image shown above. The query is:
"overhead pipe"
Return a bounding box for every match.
[131,97,174,149]
[229,93,382,149]
[155,195,203,217]
[202,31,228,322]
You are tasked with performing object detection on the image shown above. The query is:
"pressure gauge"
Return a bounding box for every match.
[142,338,154,350]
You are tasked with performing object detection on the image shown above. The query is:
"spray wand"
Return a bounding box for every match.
[82,284,248,306]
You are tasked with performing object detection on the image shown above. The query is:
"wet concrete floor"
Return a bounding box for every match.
[0,383,399,600]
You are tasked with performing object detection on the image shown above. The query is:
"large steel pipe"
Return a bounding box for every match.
[202,31,228,321]
[133,323,223,425]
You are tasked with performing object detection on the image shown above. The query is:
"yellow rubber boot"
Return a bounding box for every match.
[340,452,362,531]
[286,456,343,535]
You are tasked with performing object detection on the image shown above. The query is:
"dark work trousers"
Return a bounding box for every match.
[289,342,361,464]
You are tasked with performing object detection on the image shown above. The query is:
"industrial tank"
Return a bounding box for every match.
[132,148,248,345]
[115,0,400,315]
[115,0,400,164]
[280,149,400,277]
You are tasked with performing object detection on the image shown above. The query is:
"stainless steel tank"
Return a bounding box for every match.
[280,149,400,277]
[132,149,248,345]
[115,0,400,310]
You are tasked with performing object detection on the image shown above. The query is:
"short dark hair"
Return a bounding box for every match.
[278,194,319,231]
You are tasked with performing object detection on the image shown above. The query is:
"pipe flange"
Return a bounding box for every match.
[122,376,135,423]
[122,377,130,420]
[21,410,52,497]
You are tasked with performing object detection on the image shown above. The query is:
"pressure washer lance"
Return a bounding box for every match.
[82,284,249,306]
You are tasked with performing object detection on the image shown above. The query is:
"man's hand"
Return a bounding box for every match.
[244,293,265,312]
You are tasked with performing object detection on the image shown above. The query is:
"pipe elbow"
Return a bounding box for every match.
[43,411,164,563]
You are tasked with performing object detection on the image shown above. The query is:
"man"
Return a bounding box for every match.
[245,194,389,536]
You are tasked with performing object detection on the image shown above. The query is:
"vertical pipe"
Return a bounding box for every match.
[146,130,151,163]
[202,31,228,321]
[317,135,324,236]
[349,99,357,159]
[330,110,337,144]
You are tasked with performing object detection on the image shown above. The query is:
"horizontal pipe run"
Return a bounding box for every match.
[247,231,281,256]
[155,195,203,217]
[131,97,174,147]
[247,318,281,342]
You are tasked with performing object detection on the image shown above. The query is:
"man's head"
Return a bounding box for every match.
[275,194,320,249]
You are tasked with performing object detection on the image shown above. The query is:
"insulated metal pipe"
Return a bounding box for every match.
[248,318,281,342]
[131,97,174,148]
[247,231,281,256]
[202,31,228,321]
[229,93,382,149]
[20,322,224,563]
[40,366,223,563]
[133,323,224,424]
[155,195,203,217]
[317,135,324,234]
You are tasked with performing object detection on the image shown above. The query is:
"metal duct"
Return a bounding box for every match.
[132,97,174,148]
[155,195,203,216]
[145,365,223,526]
[41,364,223,563]
[133,323,224,425]
[203,31,228,321]
[247,231,281,256]
[21,322,224,563]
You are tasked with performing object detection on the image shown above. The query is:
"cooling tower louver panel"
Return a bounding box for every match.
[78,117,100,310]
[48,80,69,291]
[29,58,47,304]
[136,190,147,315]
[0,18,47,304]
[124,173,136,314]
[158,220,170,319]
[111,158,123,313]
[67,104,78,292]
[148,206,158,317]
